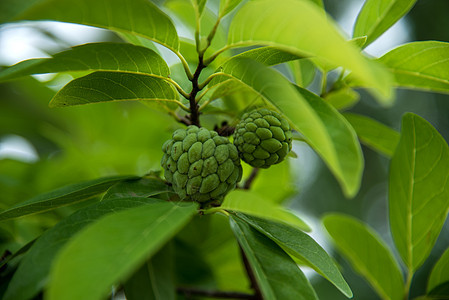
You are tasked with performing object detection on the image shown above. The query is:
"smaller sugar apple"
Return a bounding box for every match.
[234,108,292,168]
[161,125,242,205]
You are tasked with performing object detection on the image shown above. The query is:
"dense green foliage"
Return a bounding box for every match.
[0,0,448,299]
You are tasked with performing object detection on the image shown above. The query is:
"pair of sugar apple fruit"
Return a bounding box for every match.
[160,109,293,206]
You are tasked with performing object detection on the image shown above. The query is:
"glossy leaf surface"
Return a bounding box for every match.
[0,175,137,221]
[47,202,197,300]
[0,43,169,82]
[228,0,392,100]
[207,190,310,231]
[428,248,449,293]
[379,41,449,94]
[50,71,178,107]
[324,87,360,111]
[102,177,173,200]
[230,216,318,300]
[124,243,175,300]
[353,0,417,46]
[323,214,404,300]
[3,197,158,300]
[3,0,179,50]
[389,113,449,271]
[344,113,400,157]
[237,213,352,298]
[212,58,363,197]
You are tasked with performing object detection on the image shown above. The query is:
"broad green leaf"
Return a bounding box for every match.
[428,248,449,293]
[207,189,311,231]
[231,46,302,66]
[289,59,316,88]
[219,0,243,17]
[4,0,179,51]
[228,0,392,100]
[389,113,449,271]
[323,214,404,300]
[427,282,449,299]
[230,216,318,300]
[236,213,352,298]
[124,243,175,300]
[324,87,360,111]
[3,197,158,300]
[309,0,324,8]
[117,32,160,53]
[0,43,169,82]
[102,177,173,200]
[47,202,197,300]
[0,175,137,221]
[211,58,363,197]
[344,113,400,157]
[379,41,449,94]
[353,0,417,47]
[296,87,364,197]
[50,71,179,107]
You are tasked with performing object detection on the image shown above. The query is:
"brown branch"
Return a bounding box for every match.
[177,287,256,299]
[188,55,205,127]
[239,246,263,300]
[243,168,260,190]
[214,121,235,136]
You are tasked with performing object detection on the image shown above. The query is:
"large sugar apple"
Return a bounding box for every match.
[234,108,292,168]
[161,125,242,205]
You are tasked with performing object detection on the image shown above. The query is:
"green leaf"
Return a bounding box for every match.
[3,0,179,51]
[124,243,175,300]
[230,216,318,300]
[389,113,449,271]
[343,113,400,157]
[324,87,360,111]
[428,248,449,293]
[353,0,417,47]
[323,214,404,300]
[50,71,179,107]
[219,0,243,17]
[47,202,197,300]
[0,175,137,221]
[0,43,169,82]
[296,87,364,197]
[379,41,449,94]
[228,0,392,100]
[207,190,311,231]
[236,213,352,298]
[231,46,303,66]
[3,197,159,300]
[212,59,363,197]
[102,177,173,200]
[289,59,316,88]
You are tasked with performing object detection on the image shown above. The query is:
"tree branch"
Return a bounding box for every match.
[177,287,256,299]
[239,246,263,300]
[243,168,260,190]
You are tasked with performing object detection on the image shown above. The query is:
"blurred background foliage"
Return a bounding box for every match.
[0,0,448,299]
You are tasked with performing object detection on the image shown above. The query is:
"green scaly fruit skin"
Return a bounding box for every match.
[161,125,243,205]
[234,108,292,168]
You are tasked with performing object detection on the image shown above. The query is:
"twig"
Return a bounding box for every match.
[243,168,260,190]
[177,287,256,299]
[239,246,263,300]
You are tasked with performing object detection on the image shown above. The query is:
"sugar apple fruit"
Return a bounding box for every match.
[234,108,292,168]
[161,125,243,205]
